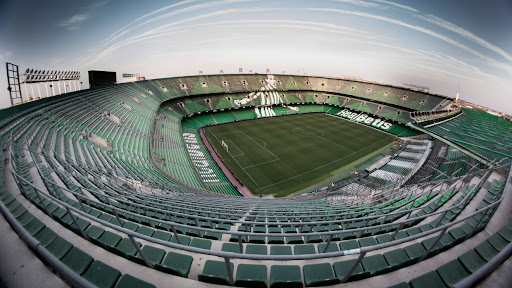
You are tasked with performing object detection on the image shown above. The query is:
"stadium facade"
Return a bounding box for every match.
[0,73,511,287]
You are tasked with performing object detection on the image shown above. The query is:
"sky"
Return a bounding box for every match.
[1,0,511,113]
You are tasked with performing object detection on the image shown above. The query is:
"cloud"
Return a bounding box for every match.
[82,7,283,66]
[99,0,197,46]
[370,0,418,12]
[58,0,110,30]
[99,0,255,48]
[305,8,512,75]
[416,14,512,62]
[330,0,380,8]
[58,13,90,29]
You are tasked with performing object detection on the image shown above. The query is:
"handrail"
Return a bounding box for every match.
[8,164,505,262]
[24,144,484,229]
[9,141,504,244]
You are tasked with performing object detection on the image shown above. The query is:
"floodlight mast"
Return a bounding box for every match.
[5,62,24,106]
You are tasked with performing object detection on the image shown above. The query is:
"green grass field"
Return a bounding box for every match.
[203,113,396,195]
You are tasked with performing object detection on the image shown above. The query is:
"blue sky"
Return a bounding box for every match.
[1,0,511,113]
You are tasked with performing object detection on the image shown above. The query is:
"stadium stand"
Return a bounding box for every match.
[0,74,511,288]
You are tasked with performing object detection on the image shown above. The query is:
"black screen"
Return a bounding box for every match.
[88,70,116,88]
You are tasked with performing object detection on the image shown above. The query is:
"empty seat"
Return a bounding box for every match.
[270,246,292,255]
[303,263,339,287]
[458,249,487,273]
[361,254,390,276]
[190,238,212,250]
[46,237,73,259]
[246,245,267,255]
[135,246,165,266]
[115,274,156,288]
[155,251,193,277]
[317,243,340,253]
[294,244,316,255]
[98,231,122,248]
[34,227,58,247]
[61,247,94,275]
[235,264,267,288]
[83,261,121,288]
[198,260,234,285]
[384,249,412,270]
[270,265,302,288]
[221,243,241,253]
[436,259,469,287]
[409,271,447,288]
[333,259,369,282]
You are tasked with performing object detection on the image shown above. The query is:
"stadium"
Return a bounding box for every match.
[1,1,512,288]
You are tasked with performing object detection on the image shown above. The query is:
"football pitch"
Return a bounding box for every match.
[203,113,396,195]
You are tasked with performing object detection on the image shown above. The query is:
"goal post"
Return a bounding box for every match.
[221,140,228,152]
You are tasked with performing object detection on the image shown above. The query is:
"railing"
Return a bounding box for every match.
[26,144,481,226]
[9,154,507,285]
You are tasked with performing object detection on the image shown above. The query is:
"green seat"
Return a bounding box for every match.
[204,231,222,240]
[474,241,499,261]
[170,235,191,246]
[85,225,105,242]
[153,230,172,242]
[235,264,267,288]
[409,271,447,288]
[136,226,154,237]
[458,249,487,273]
[249,235,266,244]
[61,214,91,232]
[333,259,369,282]
[294,244,316,255]
[487,233,509,251]
[155,252,193,277]
[317,243,340,253]
[34,227,58,247]
[339,240,359,251]
[246,245,267,255]
[361,254,390,276]
[404,243,426,262]
[61,247,94,275]
[190,238,212,250]
[384,249,412,270]
[136,246,165,266]
[270,265,302,288]
[83,261,121,288]
[303,263,339,287]
[406,227,422,236]
[46,237,73,259]
[17,211,35,226]
[115,274,156,288]
[222,243,241,253]
[436,259,469,287]
[376,234,392,244]
[497,226,512,241]
[98,231,122,248]
[268,237,285,244]
[198,260,234,285]
[270,246,292,255]
[122,222,139,232]
[253,225,266,233]
[448,227,468,244]
[286,236,304,244]
[358,237,378,248]
[23,218,46,236]
[114,238,140,257]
